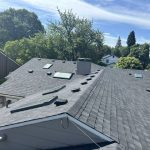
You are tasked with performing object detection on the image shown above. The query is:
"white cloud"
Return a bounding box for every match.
[22,0,150,29]
[104,34,150,47]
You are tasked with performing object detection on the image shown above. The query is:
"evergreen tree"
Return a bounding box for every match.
[127,31,136,47]
[115,36,122,48]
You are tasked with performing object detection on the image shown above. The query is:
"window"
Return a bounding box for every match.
[43,64,53,69]
[53,72,73,79]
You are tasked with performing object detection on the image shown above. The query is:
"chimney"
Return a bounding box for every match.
[77,58,91,75]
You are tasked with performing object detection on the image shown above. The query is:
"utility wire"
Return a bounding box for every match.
[70,120,101,149]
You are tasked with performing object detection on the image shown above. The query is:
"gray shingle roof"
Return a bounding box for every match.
[69,68,150,150]
[0,58,100,97]
[0,58,150,150]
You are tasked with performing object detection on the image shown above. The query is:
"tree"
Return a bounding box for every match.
[119,46,130,57]
[115,36,122,48]
[129,43,149,68]
[47,9,104,62]
[116,57,143,70]
[3,33,57,64]
[127,31,136,47]
[0,8,44,47]
[111,47,121,57]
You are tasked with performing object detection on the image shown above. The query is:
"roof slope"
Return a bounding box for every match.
[69,68,150,150]
[0,58,150,149]
[0,58,100,97]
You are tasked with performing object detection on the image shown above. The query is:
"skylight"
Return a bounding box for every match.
[53,72,73,79]
[134,73,143,78]
[43,64,53,69]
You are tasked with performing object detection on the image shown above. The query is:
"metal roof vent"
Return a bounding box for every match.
[28,70,33,73]
[81,81,88,85]
[6,100,11,108]
[54,99,68,106]
[90,75,95,78]
[77,58,91,75]
[11,96,58,113]
[71,88,80,93]
[86,77,92,81]
[47,72,52,76]
[0,134,7,142]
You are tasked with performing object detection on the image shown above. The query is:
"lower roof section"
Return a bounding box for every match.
[0,114,114,150]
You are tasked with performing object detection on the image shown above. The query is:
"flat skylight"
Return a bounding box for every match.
[53,72,73,79]
[43,64,53,69]
[134,73,143,78]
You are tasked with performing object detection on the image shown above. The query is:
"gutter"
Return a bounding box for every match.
[0,113,114,143]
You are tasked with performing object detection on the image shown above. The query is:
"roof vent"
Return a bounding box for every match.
[42,85,66,95]
[90,75,95,78]
[54,99,68,106]
[47,72,52,76]
[146,89,150,92]
[6,100,11,108]
[97,69,100,71]
[38,58,41,60]
[11,96,58,113]
[28,70,33,73]
[81,81,88,85]
[62,60,65,63]
[129,73,132,75]
[71,88,80,93]
[77,58,91,75]
[0,134,7,142]
[86,77,92,81]
[73,61,76,64]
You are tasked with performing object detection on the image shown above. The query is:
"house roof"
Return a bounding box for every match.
[102,55,117,59]
[0,58,100,97]
[0,58,150,149]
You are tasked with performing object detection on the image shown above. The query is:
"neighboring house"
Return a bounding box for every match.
[0,51,19,78]
[101,55,118,65]
[0,58,149,150]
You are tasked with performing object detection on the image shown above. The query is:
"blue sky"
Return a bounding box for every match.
[1,0,150,47]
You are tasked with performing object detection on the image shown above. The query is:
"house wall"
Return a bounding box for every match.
[0,52,19,78]
[102,56,118,65]
[0,117,107,150]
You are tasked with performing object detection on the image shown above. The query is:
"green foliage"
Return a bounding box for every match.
[0,8,44,47]
[129,43,149,68]
[4,33,57,64]
[127,31,136,47]
[116,57,143,70]
[47,9,104,62]
[115,36,122,48]
[111,47,121,57]
[146,64,150,70]
[119,46,130,57]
